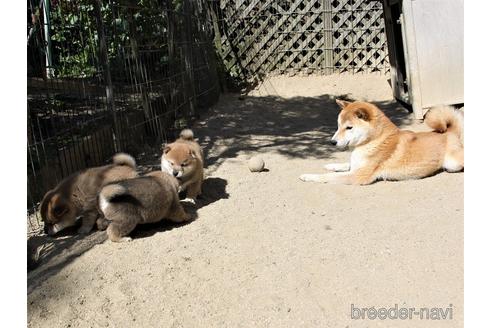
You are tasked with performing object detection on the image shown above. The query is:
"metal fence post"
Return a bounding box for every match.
[183,0,196,118]
[93,0,121,151]
[42,0,54,78]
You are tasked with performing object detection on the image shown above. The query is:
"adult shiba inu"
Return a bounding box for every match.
[161,129,204,203]
[40,153,138,235]
[98,171,192,242]
[300,100,464,185]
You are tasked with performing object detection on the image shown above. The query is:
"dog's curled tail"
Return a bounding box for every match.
[179,129,194,141]
[112,153,136,169]
[100,184,127,201]
[99,184,127,212]
[424,105,464,140]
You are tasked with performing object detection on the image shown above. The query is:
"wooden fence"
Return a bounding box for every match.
[211,0,390,78]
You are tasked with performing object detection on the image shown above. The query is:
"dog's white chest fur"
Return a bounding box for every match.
[350,148,367,171]
[161,157,173,175]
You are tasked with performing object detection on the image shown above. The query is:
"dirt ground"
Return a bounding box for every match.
[28,74,463,328]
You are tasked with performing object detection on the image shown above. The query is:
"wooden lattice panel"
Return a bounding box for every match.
[215,0,389,77]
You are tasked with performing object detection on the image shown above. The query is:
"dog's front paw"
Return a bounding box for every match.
[299,174,318,182]
[77,225,93,234]
[323,164,336,172]
[182,197,197,205]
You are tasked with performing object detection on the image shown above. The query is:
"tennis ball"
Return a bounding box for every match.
[248,157,265,172]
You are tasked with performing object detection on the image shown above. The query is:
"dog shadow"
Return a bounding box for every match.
[130,176,229,239]
[196,176,229,208]
[27,230,108,293]
[129,204,197,239]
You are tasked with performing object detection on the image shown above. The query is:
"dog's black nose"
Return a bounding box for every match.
[330,139,337,146]
[173,171,179,177]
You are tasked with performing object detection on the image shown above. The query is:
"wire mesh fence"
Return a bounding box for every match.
[27,0,221,234]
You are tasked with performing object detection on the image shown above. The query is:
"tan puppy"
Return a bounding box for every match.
[161,129,204,203]
[300,100,464,185]
[40,153,138,235]
[98,171,191,242]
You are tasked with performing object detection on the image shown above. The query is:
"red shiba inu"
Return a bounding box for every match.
[161,129,204,203]
[300,100,464,185]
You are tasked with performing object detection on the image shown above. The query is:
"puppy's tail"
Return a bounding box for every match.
[179,129,194,141]
[112,153,136,169]
[424,105,464,141]
[99,184,127,203]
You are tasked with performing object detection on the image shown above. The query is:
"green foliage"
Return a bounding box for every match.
[50,1,130,78]
[49,0,174,78]
[51,1,97,77]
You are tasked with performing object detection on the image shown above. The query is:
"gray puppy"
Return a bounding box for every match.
[98,171,191,242]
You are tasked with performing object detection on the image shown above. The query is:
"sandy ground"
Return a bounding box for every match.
[28,74,463,328]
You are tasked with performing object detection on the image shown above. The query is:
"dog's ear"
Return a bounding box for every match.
[189,149,197,159]
[162,143,171,154]
[336,99,352,109]
[40,189,56,221]
[355,108,370,121]
[50,194,68,218]
[52,204,68,218]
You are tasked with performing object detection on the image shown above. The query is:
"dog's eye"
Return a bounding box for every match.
[346,126,353,130]
[181,162,188,167]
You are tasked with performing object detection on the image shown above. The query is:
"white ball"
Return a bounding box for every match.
[248,157,265,172]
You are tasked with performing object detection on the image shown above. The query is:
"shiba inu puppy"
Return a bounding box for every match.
[40,153,138,235]
[300,100,464,185]
[98,171,192,242]
[161,129,204,203]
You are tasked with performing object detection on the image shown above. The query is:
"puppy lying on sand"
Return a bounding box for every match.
[300,100,464,185]
[98,171,192,242]
[161,129,204,203]
[40,153,138,235]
